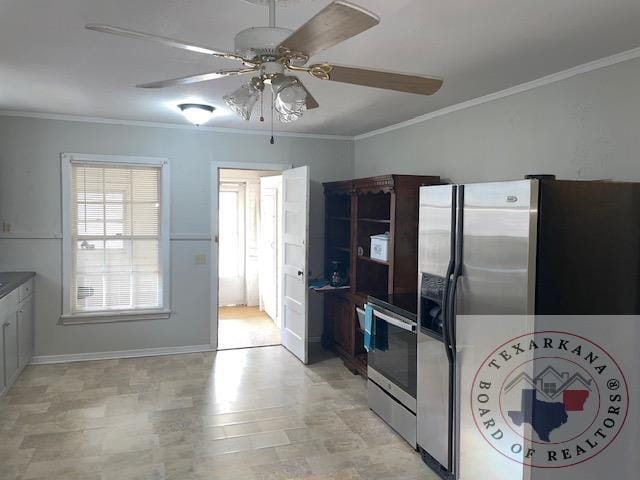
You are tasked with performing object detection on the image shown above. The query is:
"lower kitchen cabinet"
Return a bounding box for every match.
[18,297,34,369]
[325,293,353,351]
[0,318,5,396]
[322,291,367,375]
[1,276,35,397]
[3,311,19,388]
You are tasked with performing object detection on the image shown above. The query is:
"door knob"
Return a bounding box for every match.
[297,270,304,276]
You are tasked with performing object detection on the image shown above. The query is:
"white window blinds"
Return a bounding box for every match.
[71,163,163,312]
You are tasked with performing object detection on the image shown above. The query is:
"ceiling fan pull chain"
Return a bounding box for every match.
[270,89,275,145]
[260,89,265,122]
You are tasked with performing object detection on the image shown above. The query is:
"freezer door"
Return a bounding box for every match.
[419,185,455,278]
[418,333,451,470]
[456,180,539,316]
[418,185,456,337]
[417,185,455,470]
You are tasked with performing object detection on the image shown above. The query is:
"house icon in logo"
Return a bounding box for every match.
[503,366,594,441]
[504,366,592,402]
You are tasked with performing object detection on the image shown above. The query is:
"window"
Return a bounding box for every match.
[543,382,557,395]
[61,154,170,323]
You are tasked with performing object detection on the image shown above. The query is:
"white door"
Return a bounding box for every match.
[218,183,246,306]
[259,176,282,325]
[281,166,310,363]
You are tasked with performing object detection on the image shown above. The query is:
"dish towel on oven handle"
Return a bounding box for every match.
[364,304,375,352]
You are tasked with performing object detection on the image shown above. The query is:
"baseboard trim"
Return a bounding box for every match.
[30,344,215,365]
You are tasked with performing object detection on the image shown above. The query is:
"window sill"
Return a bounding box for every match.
[60,309,172,325]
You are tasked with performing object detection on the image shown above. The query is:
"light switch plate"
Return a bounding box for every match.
[194,254,207,265]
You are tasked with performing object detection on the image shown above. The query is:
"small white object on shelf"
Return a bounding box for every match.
[370,232,389,262]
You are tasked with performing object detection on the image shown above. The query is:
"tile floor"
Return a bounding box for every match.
[218,306,281,350]
[0,346,438,480]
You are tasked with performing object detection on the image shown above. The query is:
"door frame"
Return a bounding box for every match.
[210,161,292,349]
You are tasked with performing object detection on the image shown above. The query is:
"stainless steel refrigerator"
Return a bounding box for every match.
[416,178,640,479]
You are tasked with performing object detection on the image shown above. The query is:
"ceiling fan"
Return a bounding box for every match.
[86,0,443,125]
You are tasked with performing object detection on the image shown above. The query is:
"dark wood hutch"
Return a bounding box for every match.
[321,174,440,375]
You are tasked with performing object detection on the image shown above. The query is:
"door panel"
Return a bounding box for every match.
[419,185,455,278]
[18,298,34,369]
[259,176,281,324]
[281,166,309,363]
[458,180,538,316]
[3,311,19,386]
[417,184,455,469]
[417,333,451,468]
[325,294,351,349]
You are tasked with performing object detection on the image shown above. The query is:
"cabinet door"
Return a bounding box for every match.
[18,298,34,369]
[325,294,352,350]
[0,316,5,393]
[3,310,19,386]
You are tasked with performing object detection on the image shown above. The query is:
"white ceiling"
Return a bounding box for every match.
[1,0,640,136]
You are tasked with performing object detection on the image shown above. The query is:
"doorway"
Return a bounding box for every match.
[217,168,284,350]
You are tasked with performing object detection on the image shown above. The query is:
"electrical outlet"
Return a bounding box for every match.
[194,254,207,265]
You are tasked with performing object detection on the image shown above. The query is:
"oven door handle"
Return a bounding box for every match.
[373,309,417,332]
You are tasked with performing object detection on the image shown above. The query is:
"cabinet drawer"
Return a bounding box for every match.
[19,279,34,302]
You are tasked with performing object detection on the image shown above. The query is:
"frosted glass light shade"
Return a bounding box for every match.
[177,103,215,126]
[223,82,260,121]
[271,75,307,123]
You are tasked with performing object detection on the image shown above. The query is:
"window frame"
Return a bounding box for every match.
[60,153,171,324]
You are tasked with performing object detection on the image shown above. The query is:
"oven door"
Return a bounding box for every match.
[367,306,417,411]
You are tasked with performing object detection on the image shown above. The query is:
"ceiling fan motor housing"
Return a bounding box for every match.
[234,27,292,58]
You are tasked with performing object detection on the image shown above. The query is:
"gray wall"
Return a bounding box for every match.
[5,55,640,357]
[355,57,640,183]
[0,116,353,356]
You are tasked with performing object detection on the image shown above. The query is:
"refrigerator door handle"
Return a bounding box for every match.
[443,184,463,477]
[441,185,458,363]
[447,185,464,360]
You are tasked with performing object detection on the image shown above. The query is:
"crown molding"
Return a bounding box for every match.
[0,110,353,141]
[354,45,640,141]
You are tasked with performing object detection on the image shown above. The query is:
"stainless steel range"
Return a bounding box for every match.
[366,293,418,448]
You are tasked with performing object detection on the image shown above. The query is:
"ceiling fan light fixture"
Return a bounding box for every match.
[89,1,443,134]
[223,81,261,121]
[276,111,302,123]
[177,103,215,126]
[271,75,307,122]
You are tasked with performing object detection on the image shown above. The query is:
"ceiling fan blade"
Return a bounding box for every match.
[137,68,258,89]
[278,1,379,58]
[298,80,319,109]
[310,64,443,95]
[85,24,242,60]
